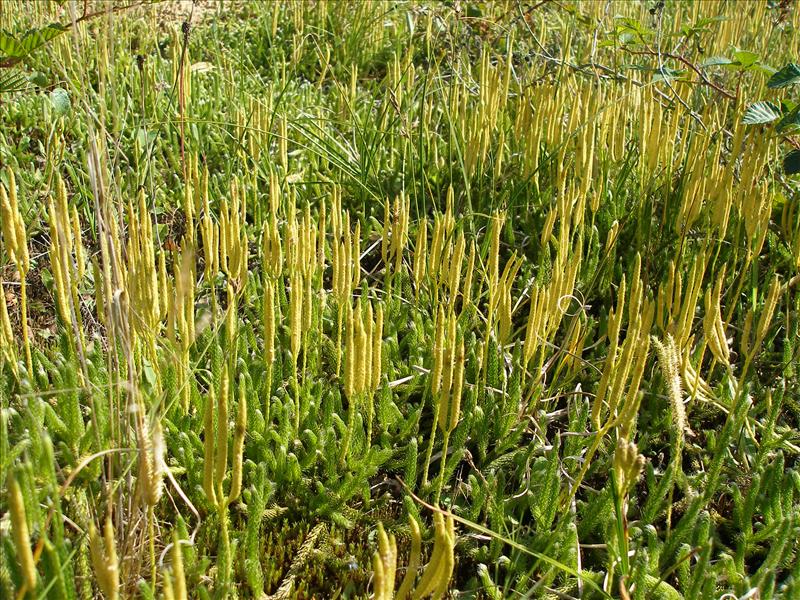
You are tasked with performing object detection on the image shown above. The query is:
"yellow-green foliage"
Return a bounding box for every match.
[1,1,799,598]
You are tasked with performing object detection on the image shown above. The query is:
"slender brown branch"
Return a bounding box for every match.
[622,47,736,100]
[73,1,145,26]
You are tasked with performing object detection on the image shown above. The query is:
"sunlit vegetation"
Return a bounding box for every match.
[1,1,800,598]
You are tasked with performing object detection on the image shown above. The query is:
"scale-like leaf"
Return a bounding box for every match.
[742,101,781,125]
[767,63,800,89]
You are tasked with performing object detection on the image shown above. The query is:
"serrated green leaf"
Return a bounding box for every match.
[784,149,800,175]
[776,104,800,133]
[742,101,781,125]
[754,63,777,75]
[653,67,685,83]
[616,17,653,36]
[733,49,760,69]
[0,32,25,59]
[0,69,26,93]
[19,23,67,54]
[1,23,66,64]
[702,56,733,67]
[767,63,800,89]
[614,16,653,45]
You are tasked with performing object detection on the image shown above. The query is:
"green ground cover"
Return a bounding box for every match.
[1,1,800,598]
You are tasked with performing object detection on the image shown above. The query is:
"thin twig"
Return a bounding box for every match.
[622,47,736,100]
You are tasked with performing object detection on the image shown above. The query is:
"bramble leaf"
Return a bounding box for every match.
[742,101,781,125]
[732,49,760,69]
[701,56,733,67]
[776,104,800,133]
[0,68,26,93]
[767,63,800,89]
[784,149,800,175]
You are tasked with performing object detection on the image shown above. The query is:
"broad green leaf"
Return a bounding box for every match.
[776,104,800,133]
[732,49,760,69]
[29,71,49,87]
[1,23,66,68]
[0,23,66,62]
[681,14,728,37]
[742,101,781,125]
[136,128,158,149]
[466,4,482,17]
[653,67,685,83]
[767,63,800,89]
[702,56,733,67]
[190,61,215,74]
[753,63,777,75]
[0,32,25,59]
[614,16,654,44]
[784,149,800,175]
[143,361,157,388]
[19,23,67,55]
[0,69,26,93]
[615,17,652,37]
[49,87,71,116]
